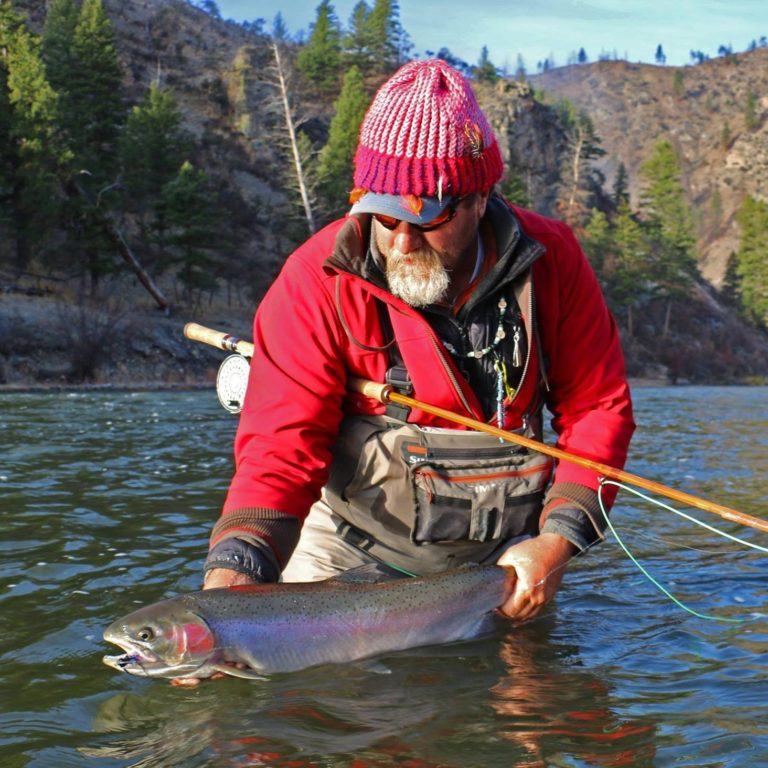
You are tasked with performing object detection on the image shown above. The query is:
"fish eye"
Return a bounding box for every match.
[137,626,155,642]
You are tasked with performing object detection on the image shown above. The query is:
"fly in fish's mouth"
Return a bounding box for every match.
[102,652,141,671]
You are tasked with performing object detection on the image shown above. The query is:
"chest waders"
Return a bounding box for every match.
[321,270,553,576]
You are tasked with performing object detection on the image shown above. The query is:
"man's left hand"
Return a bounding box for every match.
[496,533,576,621]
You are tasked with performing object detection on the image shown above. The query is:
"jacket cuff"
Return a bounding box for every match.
[204,537,280,583]
[209,508,301,569]
[540,482,607,551]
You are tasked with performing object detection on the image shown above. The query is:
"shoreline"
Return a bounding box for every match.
[4,378,767,395]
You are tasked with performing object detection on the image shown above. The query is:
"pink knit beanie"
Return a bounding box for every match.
[352,59,504,199]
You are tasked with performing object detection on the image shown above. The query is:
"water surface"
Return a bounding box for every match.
[1,387,767,767]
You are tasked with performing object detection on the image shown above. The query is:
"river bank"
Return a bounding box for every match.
[2,285,767,388]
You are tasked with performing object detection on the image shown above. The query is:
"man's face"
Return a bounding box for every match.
[373,192,489,308]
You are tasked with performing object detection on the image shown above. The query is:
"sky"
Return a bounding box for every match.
[214,0,768,71]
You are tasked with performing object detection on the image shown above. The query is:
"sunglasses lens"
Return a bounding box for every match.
[374,214,399,230]
[373,197,463,232]
[419,207,453,230]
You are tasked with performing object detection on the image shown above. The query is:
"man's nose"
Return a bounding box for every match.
[392,223,425,254]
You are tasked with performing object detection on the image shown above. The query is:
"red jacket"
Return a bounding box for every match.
[214,199,635,565]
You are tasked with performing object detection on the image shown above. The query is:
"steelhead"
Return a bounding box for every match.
[103,565,512,679]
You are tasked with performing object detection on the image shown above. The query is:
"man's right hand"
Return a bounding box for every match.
[202,568,259,590]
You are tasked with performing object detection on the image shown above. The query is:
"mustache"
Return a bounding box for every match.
[385,247,450,307]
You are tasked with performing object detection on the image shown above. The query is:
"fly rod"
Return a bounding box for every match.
[184,322,768,535]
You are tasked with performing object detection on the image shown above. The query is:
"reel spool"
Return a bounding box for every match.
[215,354,250,414]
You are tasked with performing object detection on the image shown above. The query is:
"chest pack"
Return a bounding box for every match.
[322,414,553,575]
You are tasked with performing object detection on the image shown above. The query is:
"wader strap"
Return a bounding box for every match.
[376,299,412,421]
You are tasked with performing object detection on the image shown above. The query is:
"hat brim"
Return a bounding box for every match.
[350,192,452,224]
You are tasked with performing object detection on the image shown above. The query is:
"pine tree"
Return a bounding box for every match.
[473,46,498,83]
[343,1,373,72]
[639,140,699,334]
[296,0,342,94]
[41,0,78,93]
[120,83,192,215]
[720,251,742,309]
[735,196,768,326]
[611,202,655,336]
[316,65,369,218]
[161,160,221,302]
[613,161,629,206]
[364,0,409,73]
[40,0,125,290]
[0,3,63,273]
[68,0,124,178]
[582,208,612,275]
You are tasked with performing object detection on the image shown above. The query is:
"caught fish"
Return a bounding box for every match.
[103,565,513,680]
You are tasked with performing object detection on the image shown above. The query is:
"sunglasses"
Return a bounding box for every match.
[373,196,468,233]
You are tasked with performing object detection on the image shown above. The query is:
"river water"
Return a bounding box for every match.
[1,386,767,767]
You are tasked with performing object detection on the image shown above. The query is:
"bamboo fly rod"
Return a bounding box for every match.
[184,322,768,535]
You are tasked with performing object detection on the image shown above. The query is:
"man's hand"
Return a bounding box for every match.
[496,533,576,621]
[203,568,259,590]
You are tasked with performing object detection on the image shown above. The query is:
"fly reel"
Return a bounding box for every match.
[215,354,250,414]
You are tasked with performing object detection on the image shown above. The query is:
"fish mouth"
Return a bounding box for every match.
[102,645,160,675]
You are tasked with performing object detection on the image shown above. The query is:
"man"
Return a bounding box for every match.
[203,59,634,621]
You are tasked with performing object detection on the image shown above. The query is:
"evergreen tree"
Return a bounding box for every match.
[613,161,629,206]
[271,12,289,41]
[0,3,63,273]
[745,91,759,130]
[514,53,526,81]
[120,83,192,211]
[296,0,342,94]
[611,202,655,336]
[639,140,698,334]
[161,160,221,301]
[735,195,768,326]
[40,0,125,290]
[720,251,742,309]
[68,0,124,177]
[343,1,373,71]
[582,208,611,275]
[473,46,498,83]
[41,0,78,91]
[316,65,368,219]
[119,83,194,265]
[499,169,530,209]
[364,0,409,73]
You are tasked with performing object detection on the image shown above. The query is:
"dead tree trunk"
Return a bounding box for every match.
[272,41,316,235]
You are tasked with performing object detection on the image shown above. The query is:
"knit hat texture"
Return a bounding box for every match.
[353,59,503,198]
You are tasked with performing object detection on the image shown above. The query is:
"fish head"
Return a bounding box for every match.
[103,601,216,678]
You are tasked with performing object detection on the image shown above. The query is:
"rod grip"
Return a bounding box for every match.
[183,322,254,358]
[347,377,392,403]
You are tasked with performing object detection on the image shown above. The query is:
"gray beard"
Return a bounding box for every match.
[385,247,450,307]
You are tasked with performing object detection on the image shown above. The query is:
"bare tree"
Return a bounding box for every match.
[270,40,317,235]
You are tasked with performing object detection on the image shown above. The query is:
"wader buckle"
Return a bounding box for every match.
[384,365,412,420]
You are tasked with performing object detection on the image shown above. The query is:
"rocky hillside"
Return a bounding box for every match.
[532,49,768,285]
[4,1,767,386]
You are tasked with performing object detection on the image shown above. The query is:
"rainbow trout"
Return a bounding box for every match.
[103,565,512,679]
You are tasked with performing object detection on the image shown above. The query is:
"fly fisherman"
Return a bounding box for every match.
[203,59,635,621]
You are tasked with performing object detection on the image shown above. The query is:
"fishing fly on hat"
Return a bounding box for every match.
[350,58,504,224]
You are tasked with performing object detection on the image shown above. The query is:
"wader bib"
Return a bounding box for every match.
[319,269,552,575]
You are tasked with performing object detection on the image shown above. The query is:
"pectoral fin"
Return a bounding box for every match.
[211,664,267,681]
